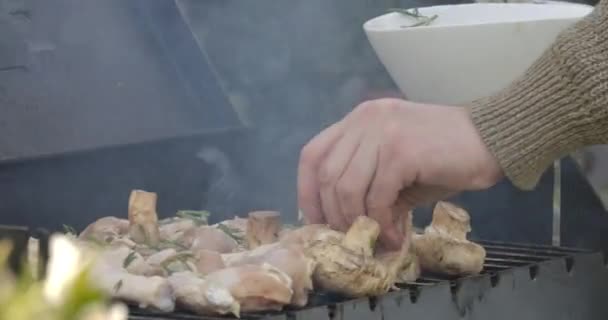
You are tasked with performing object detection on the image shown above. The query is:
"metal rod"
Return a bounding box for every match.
[553,159,562,246]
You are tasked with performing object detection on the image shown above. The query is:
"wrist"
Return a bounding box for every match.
[462,107,504,190]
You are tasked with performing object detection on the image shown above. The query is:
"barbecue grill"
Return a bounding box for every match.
[3,225,608,320]
[2,0,608,319]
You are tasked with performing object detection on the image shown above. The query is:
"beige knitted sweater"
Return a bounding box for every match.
[470,0,608,190]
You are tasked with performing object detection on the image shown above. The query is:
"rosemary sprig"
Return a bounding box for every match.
[216,223,244,243]
[160,252,195,274]
[176,210,211,226]
[388,8,438,28]
[123,252,137,269]
[62,224,77,235]
[113,279,123,293]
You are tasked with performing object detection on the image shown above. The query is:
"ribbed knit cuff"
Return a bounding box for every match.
[470,2,608,190]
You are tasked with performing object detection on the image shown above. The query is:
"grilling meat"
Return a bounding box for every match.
[66,190,490,316]
[79,216,130,244]
[159,218,196,242]
[193,249,226,275]
[224,244,316,307]
[91,246,175,312]
[212,216,247,242]
[179,226,238,253]
[168,271,239,316]
[412,201,486,275]
[204,264,293,313]
[167,263,293,317]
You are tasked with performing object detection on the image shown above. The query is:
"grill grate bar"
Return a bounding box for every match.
[485,248,565,260]
[482,263,513,272]
[484,256,539,265]
[477,239,587,254]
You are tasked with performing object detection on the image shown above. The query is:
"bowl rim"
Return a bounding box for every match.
[363,2,593,33]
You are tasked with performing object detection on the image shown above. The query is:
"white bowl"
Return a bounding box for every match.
[363,2,593,105]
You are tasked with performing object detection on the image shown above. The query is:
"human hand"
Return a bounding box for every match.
[297,98,503,250]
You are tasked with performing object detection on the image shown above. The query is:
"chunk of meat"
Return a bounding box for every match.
[246,211,281,249]
[193,249,225,275]
[168,271,239,317]
[128,190,161,246]
[79,217,129,244]
[91,246,175,311]
[146,248,196,275]
[226,245,316,307]
[180,226,238,253]
[412,201,486,275]
[159,218,196,242]
[104,246,164,276]
[205,264,293,312]
[212,217,247,241]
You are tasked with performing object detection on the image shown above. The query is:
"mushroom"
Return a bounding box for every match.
[305,216,403,297]
[128,190,161,246]
[412,201,486,275]
[245,211,281,249]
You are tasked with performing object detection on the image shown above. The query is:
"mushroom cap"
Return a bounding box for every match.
[306,237,393,297]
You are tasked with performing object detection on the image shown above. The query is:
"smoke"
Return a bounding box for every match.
[175,0,428,221]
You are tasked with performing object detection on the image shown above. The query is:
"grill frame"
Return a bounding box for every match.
[3,226,608,320]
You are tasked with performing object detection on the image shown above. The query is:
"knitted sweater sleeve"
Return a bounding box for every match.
[470,0,608,190]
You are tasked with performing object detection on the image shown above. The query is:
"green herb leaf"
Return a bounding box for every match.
[123,252,137,269]
[62,224,77,235]
[388,7,438,28]
[216,223,244,242]
[176,210,211,226]
[113,280,123,293]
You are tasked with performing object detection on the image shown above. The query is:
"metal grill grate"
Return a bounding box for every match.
[2,225,607,320]
[127,240,596,320]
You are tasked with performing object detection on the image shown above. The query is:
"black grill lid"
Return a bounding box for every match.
[0,0,241,163]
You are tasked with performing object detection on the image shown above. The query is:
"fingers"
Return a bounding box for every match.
[366,140,415,250]
[318,130,363,231]
[298,121,345,224]
[336,134,379,226]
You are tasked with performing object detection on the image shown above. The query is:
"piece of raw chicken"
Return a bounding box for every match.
[168,264,293,317]
[90,246,175,312]
[224,244,316,307]
[159,218,196,242]
[79,217,130,244]
[179,226,238,253]
[412,201,486,275]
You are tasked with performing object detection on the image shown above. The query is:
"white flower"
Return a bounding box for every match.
[43,234,85,305]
